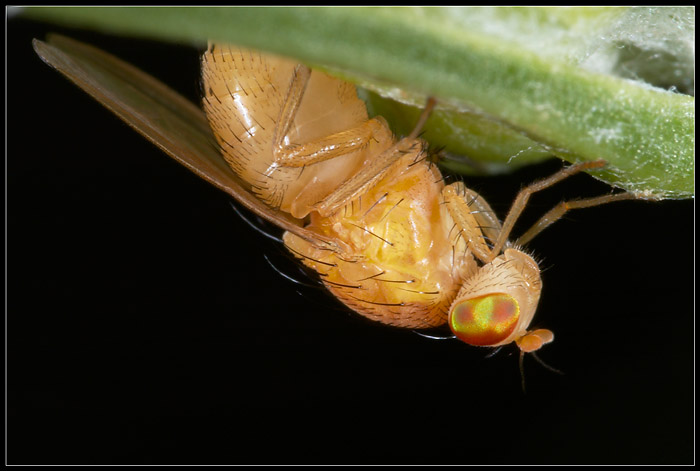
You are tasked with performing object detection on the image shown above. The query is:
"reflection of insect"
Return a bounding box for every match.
[34,36,649,380]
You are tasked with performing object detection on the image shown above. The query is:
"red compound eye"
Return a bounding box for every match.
[449,293,520,346]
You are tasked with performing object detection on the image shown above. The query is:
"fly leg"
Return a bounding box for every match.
[312,137,425,217]
[274,64,439,241]
[272,64,394,168]
[515,192,643,246]
[272,65,434,218]
[442,182,503,264]
[273,64,439,217]
[488,160,655,260]
[310,98,438,217]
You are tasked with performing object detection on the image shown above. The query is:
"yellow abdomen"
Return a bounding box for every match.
[284,153,476,329]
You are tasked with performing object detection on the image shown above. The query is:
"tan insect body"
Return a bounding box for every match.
[33,36,648,369]
[200,43,556,349]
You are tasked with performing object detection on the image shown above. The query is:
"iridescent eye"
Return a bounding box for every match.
[449,293,520,346]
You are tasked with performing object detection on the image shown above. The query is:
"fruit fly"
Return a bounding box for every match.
[198,43,646,358]
[33,36,649,380]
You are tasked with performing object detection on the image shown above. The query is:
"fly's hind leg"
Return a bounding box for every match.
[273,62,439,218]
[272,64,393,168]
[311,98,438,217]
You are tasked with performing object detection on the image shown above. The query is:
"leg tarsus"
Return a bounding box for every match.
[273,64,312,152]
[408,97,437,140]
[515,192,640,246]
[489,159,608,260]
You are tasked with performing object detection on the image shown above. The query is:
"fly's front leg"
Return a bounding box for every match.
[489,160,657,259]
[441,160,635,264]
[485,160,609,260]
[442,182,503,264]
[273,64,392,168]
[515,192,646,246]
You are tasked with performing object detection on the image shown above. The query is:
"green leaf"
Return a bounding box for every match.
[22,6,695,198]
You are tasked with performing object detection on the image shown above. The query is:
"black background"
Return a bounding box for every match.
[8,17,694,465]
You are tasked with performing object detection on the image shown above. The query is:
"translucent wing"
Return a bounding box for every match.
[32,34,328,245]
